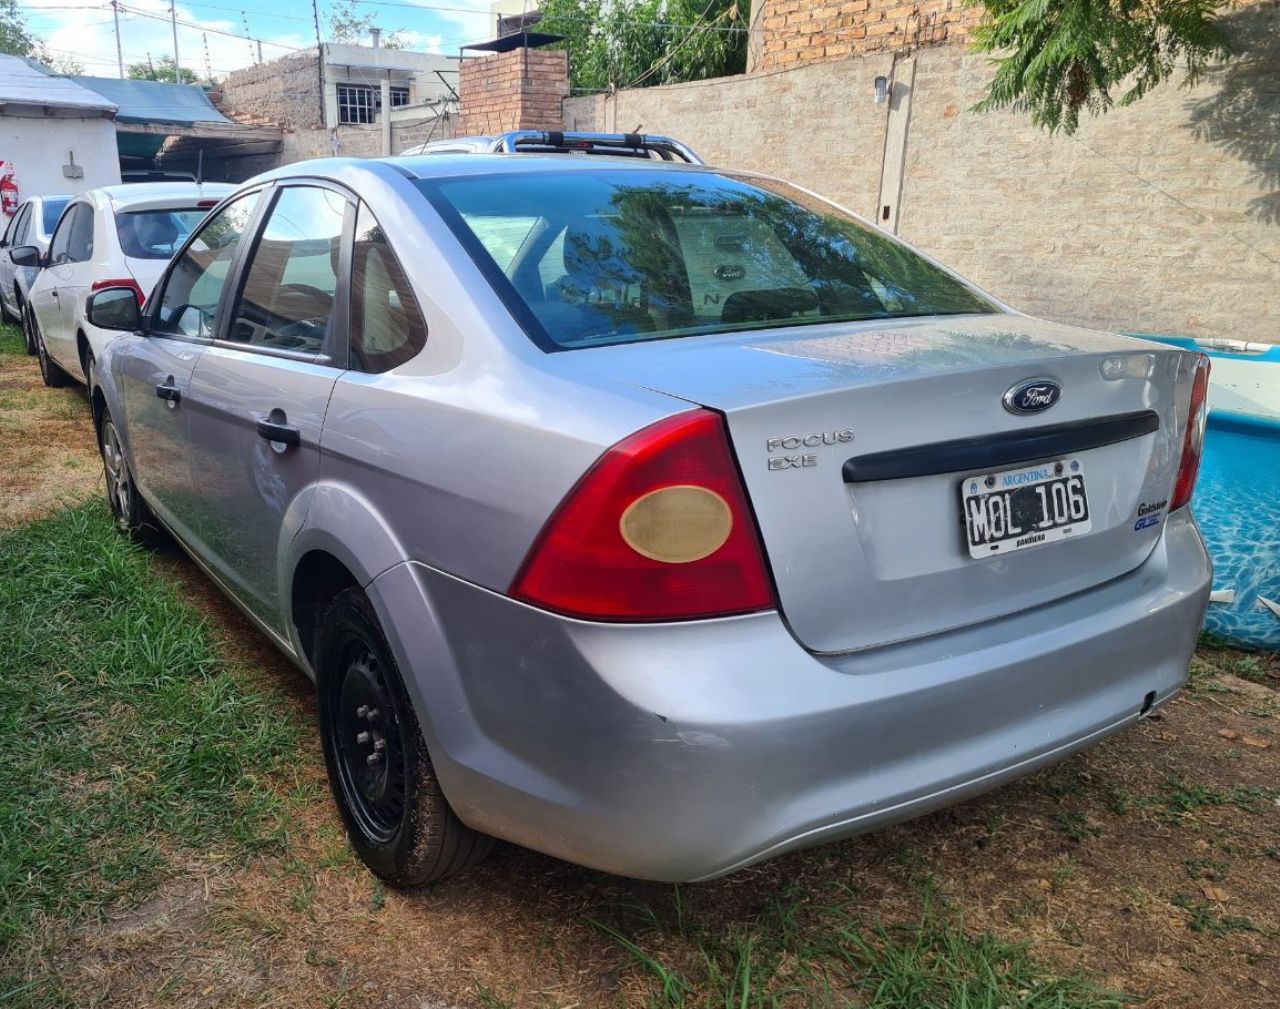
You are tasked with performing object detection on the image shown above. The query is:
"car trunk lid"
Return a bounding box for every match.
[571,314,1197,653]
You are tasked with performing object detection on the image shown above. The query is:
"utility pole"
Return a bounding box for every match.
[170,1,181,82]
[311,0,327,130]
[111,0,124,78]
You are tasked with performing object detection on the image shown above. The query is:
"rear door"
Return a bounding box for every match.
[119,189,265,544]
[182,183,351,634]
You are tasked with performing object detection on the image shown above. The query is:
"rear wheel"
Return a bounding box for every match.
[317,588,492,885]
[99,410,164,546]
[34,318,71,388]
[1,291,17,324]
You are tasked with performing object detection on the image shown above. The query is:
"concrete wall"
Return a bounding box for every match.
[217,51,325,132]
[564,6,1279,342]
[0,115,120,202]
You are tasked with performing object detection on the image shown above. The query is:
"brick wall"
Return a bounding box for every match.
[457,48,568,135]
[561,3,1279,343]
[753,0,980,71]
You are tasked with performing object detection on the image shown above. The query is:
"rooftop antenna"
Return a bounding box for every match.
[196,149,204,187]
[242,11,256,64]
[202,31,213,83]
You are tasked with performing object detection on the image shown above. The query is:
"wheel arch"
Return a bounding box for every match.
[284,482,411,676]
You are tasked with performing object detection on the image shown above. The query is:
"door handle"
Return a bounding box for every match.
[256,417,300,447]
[50,290,59,299]
[155,383,181,404]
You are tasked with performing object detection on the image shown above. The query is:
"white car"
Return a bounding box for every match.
[0,194,71,350]
[17,183,232,386]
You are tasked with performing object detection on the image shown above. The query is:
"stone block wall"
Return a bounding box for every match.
[217,51,324,131]
[752,0,980,71]
[457,48,569,135]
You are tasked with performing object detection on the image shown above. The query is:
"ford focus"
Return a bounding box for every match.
[83,135,1212,884]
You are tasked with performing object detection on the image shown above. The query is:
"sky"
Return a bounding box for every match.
[22,0,510,80]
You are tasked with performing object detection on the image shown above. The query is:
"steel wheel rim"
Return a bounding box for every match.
[101,420,132,522]
[330,642,407,845]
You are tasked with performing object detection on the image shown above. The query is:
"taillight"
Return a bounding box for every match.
[511,409,775,621]
[1170,354,1210,510]
[91,278,145,306]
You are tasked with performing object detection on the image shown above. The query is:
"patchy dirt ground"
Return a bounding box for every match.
[3,327,1278,1008]
[0,334,101,528]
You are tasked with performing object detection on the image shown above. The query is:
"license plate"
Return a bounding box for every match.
[962,459,1091,558]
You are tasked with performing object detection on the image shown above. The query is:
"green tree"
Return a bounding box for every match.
[328,0,405,48]
[538,0,749,92]
[127,56,200,84]
[967,0,1231,134]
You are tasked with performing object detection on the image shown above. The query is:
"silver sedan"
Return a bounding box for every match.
[85,140,1212,884]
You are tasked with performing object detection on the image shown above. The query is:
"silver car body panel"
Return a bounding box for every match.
[92,154,1213,881]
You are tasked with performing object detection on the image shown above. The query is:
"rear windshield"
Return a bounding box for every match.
[115,207,210,260]
[41,198,69,235]
[418,170,997,350]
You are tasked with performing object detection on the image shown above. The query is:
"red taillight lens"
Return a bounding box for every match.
[91,278,145,306]
[1170,354,1211,511]
[511,409,776,621]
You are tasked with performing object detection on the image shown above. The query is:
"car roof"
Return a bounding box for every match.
[92,182,236,210]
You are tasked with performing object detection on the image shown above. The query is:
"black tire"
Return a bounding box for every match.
[34,318,72,388]
[98,409,165,546]
[316,588,492,885]
[21,304,37,356]
[1,292,17,324]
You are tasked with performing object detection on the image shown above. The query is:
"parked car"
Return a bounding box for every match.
[400,129,702,161]
[0,193,71,350]
[84,137,1212,885]
[13,182,233,386]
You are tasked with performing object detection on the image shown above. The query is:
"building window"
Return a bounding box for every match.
[337,84,376,124]
[337,83,411,123]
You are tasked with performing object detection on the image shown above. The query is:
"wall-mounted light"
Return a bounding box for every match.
[874,75,889,106]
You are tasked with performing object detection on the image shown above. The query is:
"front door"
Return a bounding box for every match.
[118,189,264,542]
[183,184,350,634]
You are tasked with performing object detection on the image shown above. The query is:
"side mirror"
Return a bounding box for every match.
[9,245,40,267]
[86,287,143,332]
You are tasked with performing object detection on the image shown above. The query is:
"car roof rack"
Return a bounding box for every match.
[490,130,704,164]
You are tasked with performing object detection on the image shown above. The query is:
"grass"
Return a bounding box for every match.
[0,503,303,1005]
[590,887,1132,1009]
[0,319,24,356]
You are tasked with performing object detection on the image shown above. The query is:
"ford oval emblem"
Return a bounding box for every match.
[1003,378,1062,415]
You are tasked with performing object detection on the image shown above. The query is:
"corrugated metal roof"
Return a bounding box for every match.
[66,77,231,127]
[0,55,117,114]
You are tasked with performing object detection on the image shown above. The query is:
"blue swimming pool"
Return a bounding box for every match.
[1130,335,1280,649]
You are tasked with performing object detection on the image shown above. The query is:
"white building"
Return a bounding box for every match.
[0,55,121,220]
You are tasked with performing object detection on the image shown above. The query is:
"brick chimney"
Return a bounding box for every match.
[458,47,569,135]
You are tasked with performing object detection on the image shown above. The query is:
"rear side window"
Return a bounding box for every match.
[41,198,69,236]
[226,186,347,356]
[349,203,427,372]
[116,208,208,260]
[3,204,30,246]
[63,204,94,263]
[49,203,94,264]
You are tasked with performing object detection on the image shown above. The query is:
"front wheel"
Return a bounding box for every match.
[316,588,493,885]
[99,410,164,546]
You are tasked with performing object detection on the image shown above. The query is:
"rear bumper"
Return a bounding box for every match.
[370,508,1210,882]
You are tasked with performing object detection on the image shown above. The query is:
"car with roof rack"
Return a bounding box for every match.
[400,129,703,162]
[81,136,1211,885]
